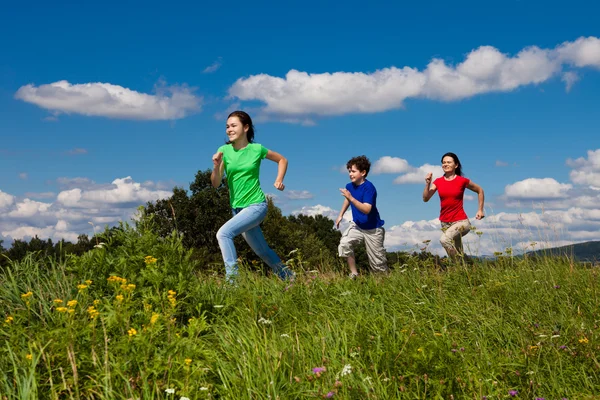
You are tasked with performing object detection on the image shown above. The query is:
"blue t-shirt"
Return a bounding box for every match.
[346,180,384,230]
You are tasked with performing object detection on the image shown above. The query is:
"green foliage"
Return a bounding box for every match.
[144,169,343,274]
[1,221,599,399]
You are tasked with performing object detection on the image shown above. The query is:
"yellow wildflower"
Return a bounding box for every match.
[5,316,14,324]
[77,284,88,290]
[184,358,192,366]
[116,295,124,302]
[67,309,75,314]
[150,313,159,325]
[128,328,137,337]
[56,307,68,313]
[107,276,127,284]
[579,337,589,344]
[121,283,136,291]
[21,291,33,299]
[53,299,63,305]
[93,299,101,306]
[87,306,99,319]
[144,256,158,265]
[26,354,32,361]
[67,300,78,308]
[85,280,93,285]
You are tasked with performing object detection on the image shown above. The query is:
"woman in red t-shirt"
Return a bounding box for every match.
[422,152,485,260]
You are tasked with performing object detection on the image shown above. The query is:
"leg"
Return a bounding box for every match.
[216,203,268,280]
[363,227,388,273]
[440,220,471,261]
[338,223,364,276]
[243,224,294,280]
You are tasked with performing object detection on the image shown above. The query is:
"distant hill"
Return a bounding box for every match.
[527,241,600,262]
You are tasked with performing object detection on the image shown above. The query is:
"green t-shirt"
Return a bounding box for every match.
[218,143,269,208]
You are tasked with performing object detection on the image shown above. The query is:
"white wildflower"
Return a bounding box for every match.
[258,317,272,325]
[280,333,290,338]
[340,291,352,296]
[199,387,209,391]
[94,243,105,248]
[350,352,359,358]
[213,305,224,308]
[340,364,352,376]
[165,388,175,394]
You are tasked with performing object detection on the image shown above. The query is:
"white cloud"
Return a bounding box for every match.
[567,149,600,187]
[56,177,171,207]
[227,37,600,121]
[18,172,28,180]
[284,190,314,200]
[24,192,56,199]
[495,160,509,167]
[394,164,443,184]
[504,178,572,199]
[372,156,411,174]
[561,71,580,92]
[0,177,173,244]
[15,80,202,120]
[67,148,88,155]
[203,57,223,74]
[0,191,15,210]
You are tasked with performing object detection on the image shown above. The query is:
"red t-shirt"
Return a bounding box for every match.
[434,175,470,223]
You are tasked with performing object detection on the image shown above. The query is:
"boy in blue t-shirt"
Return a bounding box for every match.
[335,155,388,278]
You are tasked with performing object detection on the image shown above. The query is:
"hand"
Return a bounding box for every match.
[273,181,285,191]
[475,211,485,220]
[212,152,223,168]
[339,188,352,200]
[425,172,432,184]
[335,216,342,229]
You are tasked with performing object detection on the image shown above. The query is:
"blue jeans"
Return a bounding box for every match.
[216,201,293,281]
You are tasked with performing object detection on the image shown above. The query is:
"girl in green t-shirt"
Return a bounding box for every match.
[211,111,294,281]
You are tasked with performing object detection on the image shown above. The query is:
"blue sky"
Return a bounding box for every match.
[1,0,599,255]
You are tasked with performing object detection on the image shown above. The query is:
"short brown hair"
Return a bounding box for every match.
[346,155,371,177]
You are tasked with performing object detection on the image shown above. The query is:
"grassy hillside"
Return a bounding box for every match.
[1,225,599,399]
[528,241,600,262]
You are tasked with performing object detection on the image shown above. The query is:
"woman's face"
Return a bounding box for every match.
[226,116,248,143]
[442,156,458,174]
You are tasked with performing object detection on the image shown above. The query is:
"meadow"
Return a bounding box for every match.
[1,222,598,399]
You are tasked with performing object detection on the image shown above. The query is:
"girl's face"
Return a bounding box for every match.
[226,116,248,143]
[442,156,458,175]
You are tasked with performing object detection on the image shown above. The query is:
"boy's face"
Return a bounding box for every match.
[348,165,367,184]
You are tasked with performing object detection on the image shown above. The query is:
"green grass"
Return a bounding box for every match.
[1,224,599,399]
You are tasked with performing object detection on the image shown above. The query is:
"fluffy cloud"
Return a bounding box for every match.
[15,81,202,120]
[0,177,172,243]
[372,156,411,174]
[567,149,600,188]
[369,156,444,185]
[284,190,314,200]
[203,57,223,74]
[228,37,600,121]
[0,190,15,210]
[504,178,572,199]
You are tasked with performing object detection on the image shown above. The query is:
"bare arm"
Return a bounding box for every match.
[422,172,437,202]
[265,150,288,191]
[335,198,351,228]
[467,181,485,219]
[339,188,373,214]
[211,152,224,188]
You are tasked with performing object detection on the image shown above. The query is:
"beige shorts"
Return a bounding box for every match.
[338,222,388,272]
[440,219,471,253]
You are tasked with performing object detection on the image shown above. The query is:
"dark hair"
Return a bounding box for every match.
[227,110,255,143]
[346,155,371,177]
[441,152,463,176]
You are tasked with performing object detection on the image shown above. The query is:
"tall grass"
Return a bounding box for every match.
[1,224,598,399]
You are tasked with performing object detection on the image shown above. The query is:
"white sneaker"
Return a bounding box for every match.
[348,273,359,280]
